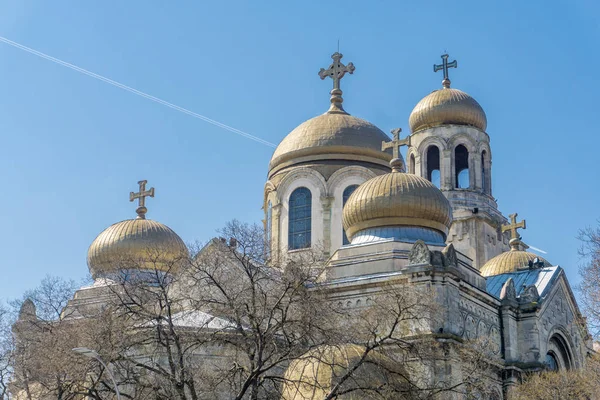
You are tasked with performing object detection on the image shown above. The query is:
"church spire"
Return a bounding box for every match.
[433,54,457,88]
[319,52,355,114]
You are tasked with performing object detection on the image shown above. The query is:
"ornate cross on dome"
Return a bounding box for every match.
[502,213,526,242]
[382,128,410,172]
[319,52,355,90]
[130,180,155,219]
[434,54,457,88]
[319,52,355,113]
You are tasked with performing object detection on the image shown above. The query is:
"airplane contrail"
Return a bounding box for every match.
[0,36,277,148]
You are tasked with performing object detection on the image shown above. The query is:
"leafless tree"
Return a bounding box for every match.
[510,354,600,400]
[10,222,498,400]
[578,224,600,337]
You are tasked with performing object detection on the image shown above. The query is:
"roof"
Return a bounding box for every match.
[486,265,561,300]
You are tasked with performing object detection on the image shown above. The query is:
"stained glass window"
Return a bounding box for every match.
[288,187,311,250]
[342,185,359,245]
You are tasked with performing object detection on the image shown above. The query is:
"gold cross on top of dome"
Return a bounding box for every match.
[319,52,355,113]
[502,213,526,247]
[319,52,355,90]
[434,54,457,88]
[130,180,155,219]
[382,128,410,172]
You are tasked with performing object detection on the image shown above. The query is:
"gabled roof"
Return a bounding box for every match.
[486,265,561,300]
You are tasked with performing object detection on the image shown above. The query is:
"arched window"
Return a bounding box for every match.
[546,352,559,371]
[426,146,440,188]
[547,334,573,370]
[409,154,416,174]
[455,144,469,189]
[481,151,487,193]
[288,187,311,250]
[342,185,359,245]
[266,201,272,246]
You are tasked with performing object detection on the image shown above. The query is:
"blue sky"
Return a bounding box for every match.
[0,1,598,300]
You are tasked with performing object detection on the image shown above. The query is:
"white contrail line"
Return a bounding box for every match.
[0,36,277,148]
[528,245,548,254]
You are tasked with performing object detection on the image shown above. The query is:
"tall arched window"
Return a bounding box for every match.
[426,146,440,188]
[455,144,470,189]
[481,150,490,194]
[266,201,272,246]
[409,154,416,174]
[342,185,359,245]
[288,187,311,250]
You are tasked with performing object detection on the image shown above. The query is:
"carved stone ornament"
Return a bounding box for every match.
[408,240,430,265]
[500,278,517,301]
[519,285,540,304]
[442,243,458,267]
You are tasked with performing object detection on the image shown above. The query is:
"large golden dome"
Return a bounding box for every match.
[480,248,551,277]
[87,180,188,278]
[409,87,487,133]
[342,167,452,241]
[269,109,391,177]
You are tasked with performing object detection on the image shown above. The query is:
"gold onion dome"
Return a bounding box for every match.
[409,54,487,133]
[87,181,188,279]
[342,155,453,242]
[268,53,391,177]
[281,344,409,400]
[480,214,551,277]
[480,249,551,277]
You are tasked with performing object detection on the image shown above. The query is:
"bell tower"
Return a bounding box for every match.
[406,54,509,269]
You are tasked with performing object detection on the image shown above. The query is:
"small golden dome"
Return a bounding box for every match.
[409,87,487,133]
[87,218,188,278]
[342,171,452,241]
[480,249,551,277]
[269,110,391,176]
[282,344,409,400]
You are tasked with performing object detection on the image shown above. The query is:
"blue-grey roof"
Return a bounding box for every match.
[486,266,561,300]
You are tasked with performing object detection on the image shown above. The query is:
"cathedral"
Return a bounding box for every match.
[13,52,593,399]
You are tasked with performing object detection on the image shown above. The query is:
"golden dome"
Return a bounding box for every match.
[480,248,551,277]
[87,218,188,278]
[269,109,391,176]
[342,169,452,241]
[281,344,409,400]
[409,87,487,133]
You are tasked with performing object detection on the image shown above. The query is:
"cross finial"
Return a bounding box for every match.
[319,52,355,113]
[433,54,457,88]
[129,180,155,219]
[502,213,527,250]
[381,128,410,172]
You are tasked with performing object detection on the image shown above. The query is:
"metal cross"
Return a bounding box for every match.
[502,213,526,241]
[319,52,355,90]
[130,180,155,218]
[434,54,457,87]
[382,128,410,160]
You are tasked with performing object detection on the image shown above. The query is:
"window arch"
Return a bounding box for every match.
[342,185,359,245]
[288,187,311,250]
[426,146,440,188]
[455,144,469,189]
[547,334,573,370]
